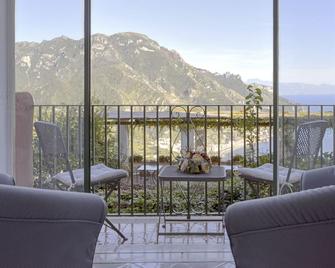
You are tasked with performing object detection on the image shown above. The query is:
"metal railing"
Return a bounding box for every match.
[32,104,335,215]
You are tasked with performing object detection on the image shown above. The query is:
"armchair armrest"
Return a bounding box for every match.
[0,185,107,267]
[226,185,335,236]
[302,166,335,190]
[225,186,335,268]
[0,185,107,223]
[0,173,15,186]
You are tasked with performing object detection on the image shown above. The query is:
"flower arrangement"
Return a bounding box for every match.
[177,151,212,174]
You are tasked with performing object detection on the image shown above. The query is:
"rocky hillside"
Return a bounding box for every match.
[16,32,275,105]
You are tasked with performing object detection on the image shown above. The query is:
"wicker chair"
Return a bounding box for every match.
[34,121,128,241]
[239,120,329,194]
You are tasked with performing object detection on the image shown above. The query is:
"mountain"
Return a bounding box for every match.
[16,32,276,105]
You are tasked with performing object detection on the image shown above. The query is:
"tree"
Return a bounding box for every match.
[245,85,264,164]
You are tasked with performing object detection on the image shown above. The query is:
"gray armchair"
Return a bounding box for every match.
[225,166,335,268]
[0,176,107,268]
[0,173,15,185]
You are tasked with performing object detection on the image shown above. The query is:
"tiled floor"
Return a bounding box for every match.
[94,217,235,268]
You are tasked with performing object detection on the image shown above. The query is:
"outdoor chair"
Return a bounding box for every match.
[0,173,106,268]
[225,165,335,268]
[34,121,128,241]
[239,120,328,194]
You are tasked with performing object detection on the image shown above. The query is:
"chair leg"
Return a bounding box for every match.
[105,217,128,242]
[246,180,258,198]
[104,182,118,201]
[103,180,127,242]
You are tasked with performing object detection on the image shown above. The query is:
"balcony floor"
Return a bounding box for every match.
[94,217,235,268]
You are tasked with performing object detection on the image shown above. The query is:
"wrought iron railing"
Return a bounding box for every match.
[32,104,335,215]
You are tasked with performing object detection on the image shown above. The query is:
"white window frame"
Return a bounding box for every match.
[0,0,15,175]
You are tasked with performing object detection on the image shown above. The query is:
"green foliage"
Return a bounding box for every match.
[210,155,220,165]
[129,155,144,163]
[244,85,264,164]
[159,155,170,163]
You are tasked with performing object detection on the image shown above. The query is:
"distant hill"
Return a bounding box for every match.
[16,32,277,105]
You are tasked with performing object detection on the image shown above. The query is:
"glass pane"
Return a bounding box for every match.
[91,0,273,215]
[279,1,335,179]
[15,0,85,192]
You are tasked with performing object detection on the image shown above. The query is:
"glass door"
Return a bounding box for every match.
[279,0,335,191]
[15,0,86,192]
[91,0,274,216]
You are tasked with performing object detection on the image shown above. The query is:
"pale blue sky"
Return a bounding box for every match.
[16,0,335,87]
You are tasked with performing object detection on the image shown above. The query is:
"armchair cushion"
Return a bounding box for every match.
[53,163,128,187]
[239,163,303,184]
[0,173,15,186]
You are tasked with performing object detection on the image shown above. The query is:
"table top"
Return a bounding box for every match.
[158,166,227,182]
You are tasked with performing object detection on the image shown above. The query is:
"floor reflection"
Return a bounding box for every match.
[94,217,235,268]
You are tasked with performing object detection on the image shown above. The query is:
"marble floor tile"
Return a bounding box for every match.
[93,263,236,268]
[94,217,235,268]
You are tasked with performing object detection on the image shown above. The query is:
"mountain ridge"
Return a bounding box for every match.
[16,32,277,105]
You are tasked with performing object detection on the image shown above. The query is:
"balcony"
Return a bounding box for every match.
[32,104,334,214]
[27,103,334,267]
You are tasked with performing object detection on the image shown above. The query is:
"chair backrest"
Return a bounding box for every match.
[34,121,75,184]
[286,120,328,182]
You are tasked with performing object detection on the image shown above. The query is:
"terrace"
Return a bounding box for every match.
[24,102,335,267]
[31,104,335,214]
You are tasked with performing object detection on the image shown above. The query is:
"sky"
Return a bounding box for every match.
[16,0,335,90]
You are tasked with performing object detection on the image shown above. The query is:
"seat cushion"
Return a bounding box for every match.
[239,163,303,184]
[53,164,128,186]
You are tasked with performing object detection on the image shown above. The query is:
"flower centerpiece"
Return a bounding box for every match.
[177,151,212,174]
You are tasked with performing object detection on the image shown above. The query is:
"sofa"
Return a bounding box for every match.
[225,166,335,268]
[0,173,106,268]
